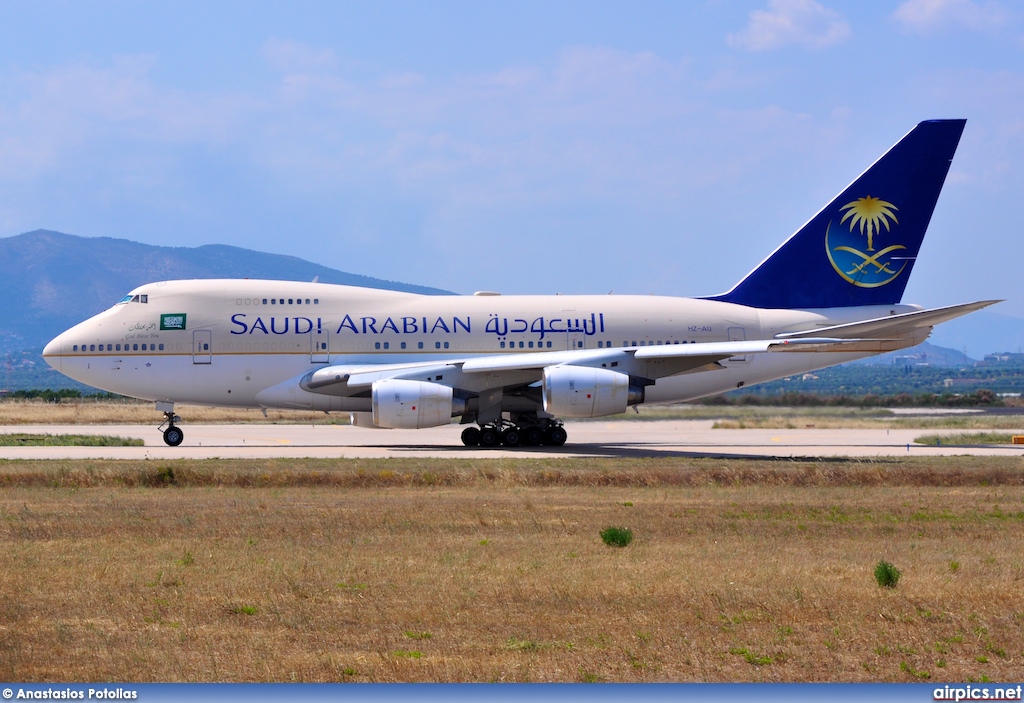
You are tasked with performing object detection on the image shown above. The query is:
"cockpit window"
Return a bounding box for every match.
[117,294,149,304]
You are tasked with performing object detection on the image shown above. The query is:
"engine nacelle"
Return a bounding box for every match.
[371,379,465,429]
[350,412,385,428]
[543,366,639,418]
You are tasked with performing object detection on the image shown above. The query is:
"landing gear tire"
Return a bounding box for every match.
[461,426,481,447]
[522,426,544,446]
[479,427,501,448]
[163,426,184,447]
[501,427,522,447]
[545,426,568,447]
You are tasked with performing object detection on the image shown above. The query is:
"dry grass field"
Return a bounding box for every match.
[5,399,1024,430]
[1,456,1022,682]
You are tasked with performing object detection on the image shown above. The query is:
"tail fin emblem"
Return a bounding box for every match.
[826,195,908,288]
[839,195,898,251]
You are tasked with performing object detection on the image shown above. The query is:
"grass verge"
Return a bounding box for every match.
[0,433,144,447]
[913,432,1017,446]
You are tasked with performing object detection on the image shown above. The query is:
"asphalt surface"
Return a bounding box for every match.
[2,420,1023,459]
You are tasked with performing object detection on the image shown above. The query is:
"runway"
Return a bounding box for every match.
[2,419,1023,459]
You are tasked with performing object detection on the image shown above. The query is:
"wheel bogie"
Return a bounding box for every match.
[469,421,566,448]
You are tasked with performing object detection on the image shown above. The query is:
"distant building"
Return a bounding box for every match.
[894,352,929,365]
[982,352,1024,364]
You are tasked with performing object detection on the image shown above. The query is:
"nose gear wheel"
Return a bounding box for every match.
[158,410,185,447]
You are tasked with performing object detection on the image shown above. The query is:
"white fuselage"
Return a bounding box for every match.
[43,279,922,411]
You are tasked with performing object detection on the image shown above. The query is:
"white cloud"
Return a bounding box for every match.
[893,0,1006,33]
[727,0,851,51]
[4,40,990,298]
[0,57,250,184]
[262,38,338,72]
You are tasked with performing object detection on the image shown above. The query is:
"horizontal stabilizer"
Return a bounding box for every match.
[775,300,1000,341]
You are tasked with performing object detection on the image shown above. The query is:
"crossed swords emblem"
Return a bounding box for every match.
[832,243,907,276]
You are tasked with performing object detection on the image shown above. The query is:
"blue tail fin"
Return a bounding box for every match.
[706,119,966,309]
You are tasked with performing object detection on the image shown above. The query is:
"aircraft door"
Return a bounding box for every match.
[566,316,585,351]
[310,328,330,363]
[727,326,748,364]
[193,330,212,365]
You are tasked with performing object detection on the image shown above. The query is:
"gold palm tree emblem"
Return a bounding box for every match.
[839,196,898,251]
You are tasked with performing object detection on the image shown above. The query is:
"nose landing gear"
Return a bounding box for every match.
[157,405,184,446]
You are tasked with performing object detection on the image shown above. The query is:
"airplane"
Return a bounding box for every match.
[42,119,998,448]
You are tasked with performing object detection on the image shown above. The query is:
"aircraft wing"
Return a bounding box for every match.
[298,336,910,397]
[285,300,999,402]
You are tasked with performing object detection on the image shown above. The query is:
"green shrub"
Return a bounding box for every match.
[600,526,633,547]
[875,560,901,588]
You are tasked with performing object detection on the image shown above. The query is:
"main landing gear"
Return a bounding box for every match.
[461,419,567,448]
[158,409,184,446]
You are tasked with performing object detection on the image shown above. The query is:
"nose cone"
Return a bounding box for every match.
[43,334,63,372]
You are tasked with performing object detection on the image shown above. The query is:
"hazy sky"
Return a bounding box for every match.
[2,0,1022,316]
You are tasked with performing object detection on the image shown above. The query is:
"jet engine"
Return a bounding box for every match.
[371,379,466,429]
[542,366,642,418]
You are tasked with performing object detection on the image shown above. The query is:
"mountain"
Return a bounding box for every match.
[852,341,976,367]
[0,230,451,354]
[926,309,1024,360]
